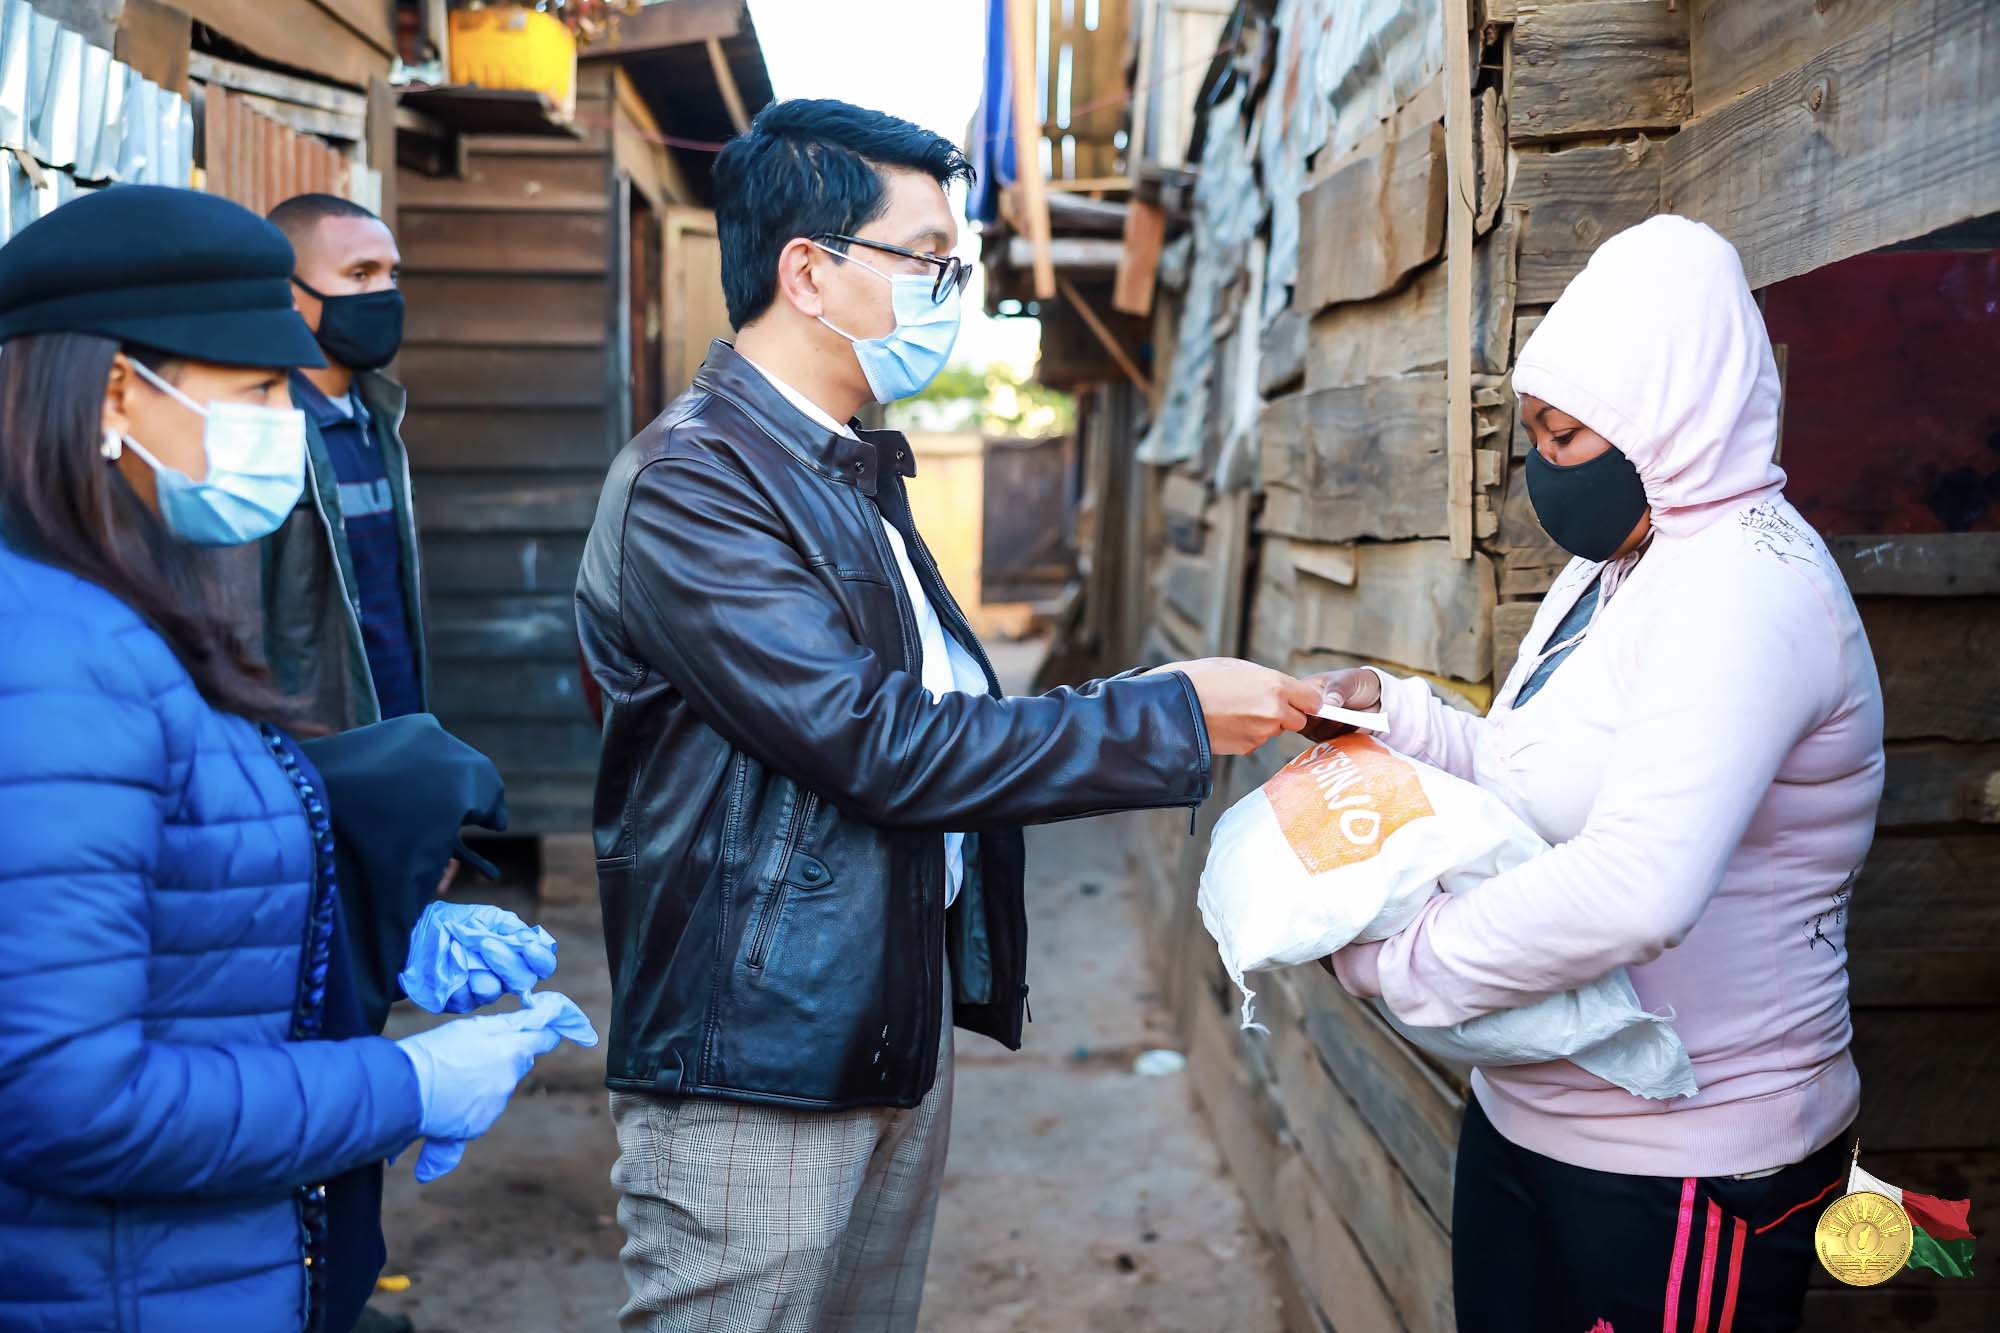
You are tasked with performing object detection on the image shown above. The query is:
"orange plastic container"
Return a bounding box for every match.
[448,5,578,115]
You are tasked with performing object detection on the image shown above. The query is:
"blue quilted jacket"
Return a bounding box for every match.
[0,534,423,1332]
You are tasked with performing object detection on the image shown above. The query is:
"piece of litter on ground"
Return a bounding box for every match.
[375,1274,412,1294]
[1315,703,1388,732]
[1133,1049,1187,1077]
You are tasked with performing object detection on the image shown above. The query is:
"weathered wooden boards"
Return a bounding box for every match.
[1113,198,1167,317]
[1509,2,2000,303]
[1689,0,1915,114]
[1255,536,1495,683]
[1662,0,2000,290]
[1510,0,1692,141]
[1182,940,1458,1333]
[1862,597,2000,743]
[1443,0,1480,558]
[1133,2,2000,1329]
[1491,600,1540,687]
[1496,457,1567,595]
[1297,119,1447,314]
[1878,744,2000,829]
[1511,135,1663,304]
[1261,378,1451,543]
[1830,534,2000,598]
[1304,224,1516,388]
[400,126,623,833]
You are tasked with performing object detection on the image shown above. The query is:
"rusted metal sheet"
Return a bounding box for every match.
[199,82,350,217]
[982,434,1079,604]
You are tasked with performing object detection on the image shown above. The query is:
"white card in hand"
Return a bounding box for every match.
[1315,704,1387,732]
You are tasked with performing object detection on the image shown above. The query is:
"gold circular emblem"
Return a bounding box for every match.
[1816,1190,1914,1287]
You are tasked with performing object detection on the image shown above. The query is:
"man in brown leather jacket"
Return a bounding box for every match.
[575,98,1318,1333]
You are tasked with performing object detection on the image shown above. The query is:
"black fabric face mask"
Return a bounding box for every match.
[295,279,404,371]
[1525,444,1651,562]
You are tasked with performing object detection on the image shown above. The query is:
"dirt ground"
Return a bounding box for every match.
[373,642,1283,1332]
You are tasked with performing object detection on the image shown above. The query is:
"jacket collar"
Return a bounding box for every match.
[692,339,917,498]
[289,368,408,432]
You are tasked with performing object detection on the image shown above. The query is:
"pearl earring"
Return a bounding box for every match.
[100,428,122,460]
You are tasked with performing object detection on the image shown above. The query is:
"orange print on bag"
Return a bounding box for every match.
[1264,735,1434,874]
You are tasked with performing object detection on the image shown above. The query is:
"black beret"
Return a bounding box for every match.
[0,184,324,368]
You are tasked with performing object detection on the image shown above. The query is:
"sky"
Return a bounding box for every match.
[742,0,1044,376]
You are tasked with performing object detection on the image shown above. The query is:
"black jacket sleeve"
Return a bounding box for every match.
[301,714,509,1031]
[617,455,1211,830]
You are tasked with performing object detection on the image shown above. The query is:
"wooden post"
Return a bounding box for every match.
[1442,0,1476,559]
[1126,0,1153,187]
[705,36,751,134]
[1058,276,1153,403]
[1005,0,1056,301]
[1112,197,1166,317]
[425,0,450,70]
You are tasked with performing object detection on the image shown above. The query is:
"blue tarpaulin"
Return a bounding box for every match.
[967,0,1016,224]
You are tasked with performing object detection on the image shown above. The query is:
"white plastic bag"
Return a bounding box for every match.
[1197,734,1696,1100]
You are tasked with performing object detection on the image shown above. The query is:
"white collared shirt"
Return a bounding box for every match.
[738,355,987,908]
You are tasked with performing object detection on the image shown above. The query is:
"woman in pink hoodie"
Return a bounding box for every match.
[1315,216,1884,1332]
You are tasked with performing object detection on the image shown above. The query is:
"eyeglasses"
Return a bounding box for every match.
[814,234,973,306]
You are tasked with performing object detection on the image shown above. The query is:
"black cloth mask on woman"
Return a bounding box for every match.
[294,278,404,371]
[1525,444,1651,562]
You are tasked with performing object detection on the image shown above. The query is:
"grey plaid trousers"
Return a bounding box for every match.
[609,981,955,1332]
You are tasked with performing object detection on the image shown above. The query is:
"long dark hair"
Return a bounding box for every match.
[0,332,300,726]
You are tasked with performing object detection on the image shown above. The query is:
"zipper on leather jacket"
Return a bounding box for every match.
[860,496,924,674]
[905,521,1002,694]
[746,790,819,970]
[859,492,941,1081]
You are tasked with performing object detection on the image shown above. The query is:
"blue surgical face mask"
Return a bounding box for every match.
[106,359,307,547]
[813,241,962,403]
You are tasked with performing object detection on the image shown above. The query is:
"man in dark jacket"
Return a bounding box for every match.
[257,194,427,733]
[575,99,1319,1332]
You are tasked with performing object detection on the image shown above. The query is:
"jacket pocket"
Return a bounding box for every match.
[828,567,907,663]
[744,791,823,970]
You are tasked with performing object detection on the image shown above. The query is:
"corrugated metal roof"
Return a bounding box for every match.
[0,0,195,240]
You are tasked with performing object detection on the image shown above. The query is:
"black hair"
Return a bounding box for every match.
[267,193,382,257]
[0,332,303,727]
[711,99,974,329]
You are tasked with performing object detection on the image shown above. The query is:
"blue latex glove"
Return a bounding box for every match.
[400,901,560,1014]
[395,991,599,1182]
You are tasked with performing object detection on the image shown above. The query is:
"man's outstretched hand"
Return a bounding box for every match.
[1152,658,1324,756]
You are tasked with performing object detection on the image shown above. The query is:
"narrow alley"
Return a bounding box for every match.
[372,643,1285,1332]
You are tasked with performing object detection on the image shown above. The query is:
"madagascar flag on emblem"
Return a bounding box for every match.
[1849,1160,1977,1279]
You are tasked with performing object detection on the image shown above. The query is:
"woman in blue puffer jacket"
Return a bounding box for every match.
[0,187,595,1332]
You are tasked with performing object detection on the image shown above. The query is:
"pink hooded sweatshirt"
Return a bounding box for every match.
[1335,216,1885,1178]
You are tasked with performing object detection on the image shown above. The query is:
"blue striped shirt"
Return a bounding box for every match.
[293,373,422,720]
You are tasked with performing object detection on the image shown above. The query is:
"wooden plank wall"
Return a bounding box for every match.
[200,84,352,216]
[179,0,394,90]
[1098,0,2000,1329]
[397,65,621,833]
[1029,0,1130,183]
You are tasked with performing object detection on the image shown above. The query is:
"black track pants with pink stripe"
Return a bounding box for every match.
[1451,1096,1852,1333]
